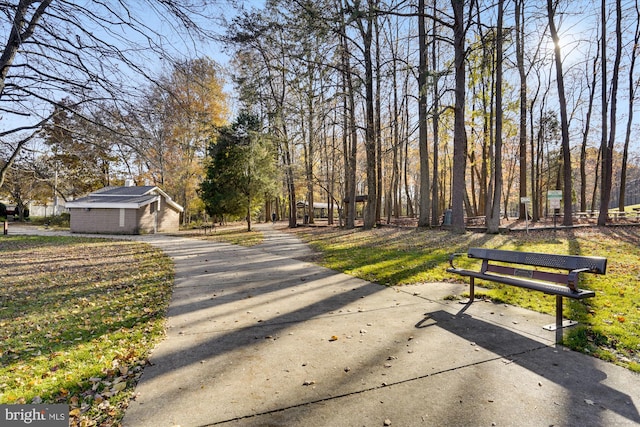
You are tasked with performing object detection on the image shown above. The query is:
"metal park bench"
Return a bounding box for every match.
[447,248,607,338]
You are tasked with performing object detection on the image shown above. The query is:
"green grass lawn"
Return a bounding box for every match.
[0,236,173,426]
[1,224,638,427]
[291,225,640,372]
[197,228,264,246]
[178,224,264,246]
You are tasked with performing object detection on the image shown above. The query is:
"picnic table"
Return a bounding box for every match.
[575,211,598,219]
[608,211,628,221]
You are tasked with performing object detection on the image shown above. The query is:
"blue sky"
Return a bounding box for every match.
[0,1,266,137]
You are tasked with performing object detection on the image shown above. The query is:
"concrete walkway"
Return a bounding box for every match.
[8,224,640,426]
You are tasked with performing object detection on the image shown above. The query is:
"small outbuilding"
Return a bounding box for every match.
[66,185,184,234]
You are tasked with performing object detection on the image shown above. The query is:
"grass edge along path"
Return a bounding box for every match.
[290,225,640,373]
[179,225,264,246]
[0,235,174,427]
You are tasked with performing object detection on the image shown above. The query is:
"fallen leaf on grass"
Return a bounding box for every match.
[112,382,127,393]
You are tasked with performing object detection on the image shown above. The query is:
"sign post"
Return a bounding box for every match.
[520,197,530,233]
[547,190,562,231]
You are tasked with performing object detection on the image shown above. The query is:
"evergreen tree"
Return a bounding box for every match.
[200,113,277,231]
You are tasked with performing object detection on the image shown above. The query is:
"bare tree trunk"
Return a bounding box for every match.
[246,195,252,232]
[580,43,599,212]
[0,0,53,97]
[375,15,383,224]
[417,0,431,227]
[305,95,315,225]
[547,0,573,226]
[590,148,601,211]
[599,0,622,225]
[430,2,441,226]
[389,55,400,223]
[403,91,414,217]
[355,2,377,230]
[481,83,491,219]
[0,128,43,190]
[619,0,639,212]
[327,110,337,225]
[0,0,51,188]
[469,149,478,215]
[487,0,504,234]
[334,1,357,229]
[515,0,528,220]
[530,84,541,221]
[451,0,468,233]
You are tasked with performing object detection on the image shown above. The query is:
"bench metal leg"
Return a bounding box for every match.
[541,295,578,342]
[541,296,565,343]
[459,277,475,304]
[556,295,563,343]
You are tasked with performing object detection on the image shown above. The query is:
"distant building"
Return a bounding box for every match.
[66,185,183,234]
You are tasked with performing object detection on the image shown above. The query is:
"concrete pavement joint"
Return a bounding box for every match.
[203,344,550,426]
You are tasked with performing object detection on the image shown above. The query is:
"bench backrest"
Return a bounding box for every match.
[467,247,607,274]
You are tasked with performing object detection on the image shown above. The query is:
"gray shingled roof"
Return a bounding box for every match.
[91,186,156,196]
[66,186,183,212]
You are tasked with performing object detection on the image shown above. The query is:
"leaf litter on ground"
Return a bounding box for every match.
[0,235,173,426]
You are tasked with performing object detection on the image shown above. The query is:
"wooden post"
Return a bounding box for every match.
[3,220,7,235]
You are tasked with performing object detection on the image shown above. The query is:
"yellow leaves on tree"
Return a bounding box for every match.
[145,57,230,221]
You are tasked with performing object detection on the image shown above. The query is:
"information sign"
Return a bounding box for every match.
[547,190,562,209]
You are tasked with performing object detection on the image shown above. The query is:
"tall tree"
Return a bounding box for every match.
[486,0,504,234]
[547,0,573,226]
[515,0,528,220]
[451,0,468,233]
[353,0,379,230]
[164,58,228,222]
[200,113,277,231]
[417,0,431,227]
[430,2,443,226]
[619,0,640,211]
[0,0,220,191]
[336,0,358,229]
[599,0,622,225]
[42,101,117,199]
[227,8,298,228]
[579,40,600,212]
[127,58,228,223]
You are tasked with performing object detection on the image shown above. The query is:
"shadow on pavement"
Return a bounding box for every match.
[418,309,640,425]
